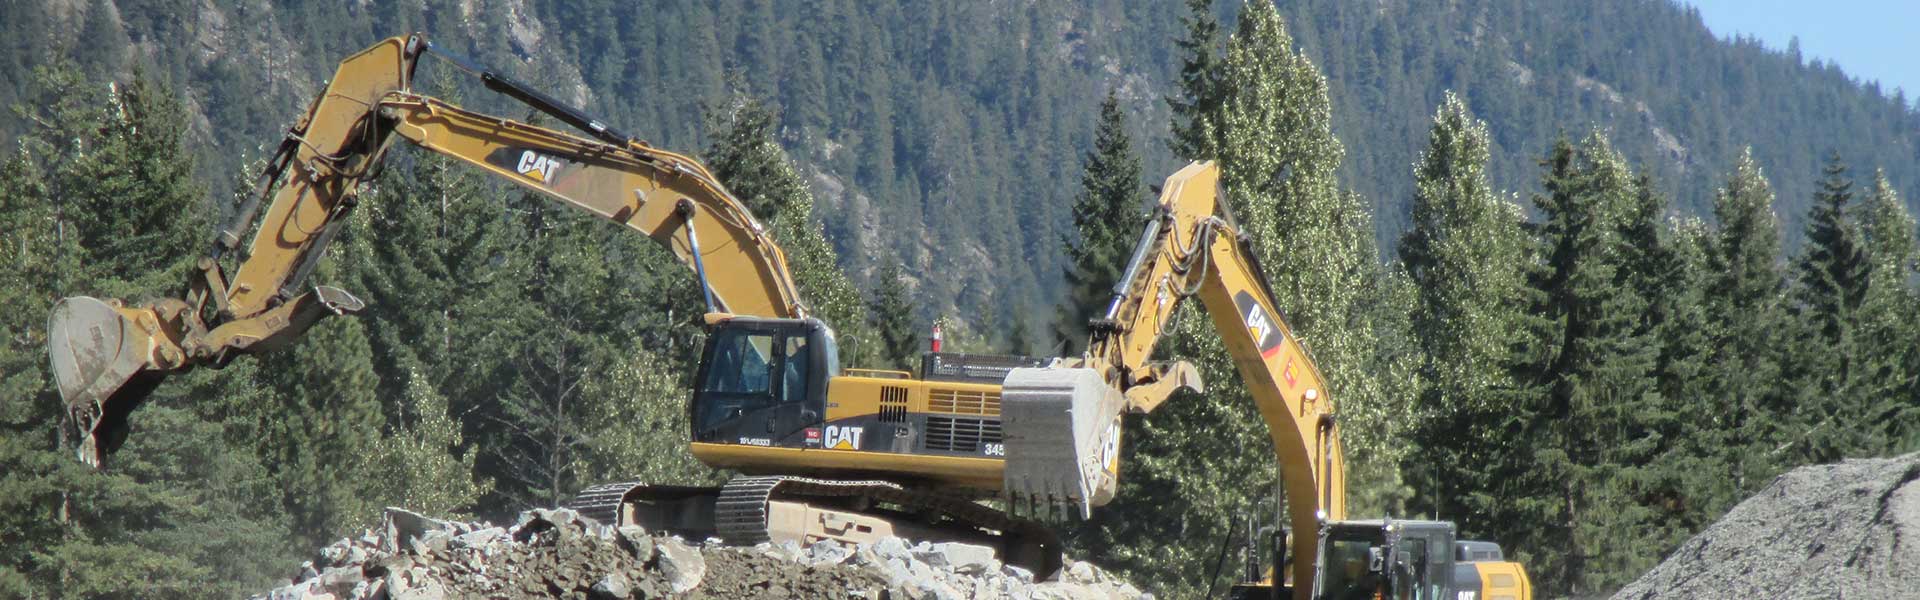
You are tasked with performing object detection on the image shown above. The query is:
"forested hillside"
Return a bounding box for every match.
[2,1,1917,598]
[3,0,1916,328]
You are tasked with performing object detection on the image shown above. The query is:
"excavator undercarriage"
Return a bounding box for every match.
[565,475,1063,575]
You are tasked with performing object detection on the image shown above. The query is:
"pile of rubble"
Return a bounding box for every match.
[255,507,1149,600]
[1611,452,1920,599]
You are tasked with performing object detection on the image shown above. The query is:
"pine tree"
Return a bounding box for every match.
[1786,152,1874,461]
[1649,216,1724,537]
[480,193,644,509]
[70,70,207,297]
[1853,170,1919,449]
[1398,93,1528,528]
[869,263,919,371]
[1215,0,1411,512]
[705,94,801,219]
[1055,90,1143,352]
[246,315,385,548]
[1501,133,1662,595]
[1703,149,1789,502]
[1168,0,1224,161]
[1795,152,1871,341]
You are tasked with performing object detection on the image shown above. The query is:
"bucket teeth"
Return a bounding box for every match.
[1000,367,1127,518]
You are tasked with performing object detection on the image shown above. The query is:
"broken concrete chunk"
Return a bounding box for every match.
[258,506,1145,600]
[654,537,706,593]
[807,539,855,566]
[451,526,506,550]
[871,536,913,563]
[590,573,633,599]
[615,525,654,561]
[1064,560,1097,584]
[1004,564,1036,584]
[383,508,456,554]
[913,542,998,575]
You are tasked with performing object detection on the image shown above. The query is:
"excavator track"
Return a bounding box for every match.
[570,475,1064,575]
[566,480,644,526]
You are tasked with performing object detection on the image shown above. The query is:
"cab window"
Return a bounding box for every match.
[1319,538,1382,600]
[781,335,810,406]
[703,329,775,395]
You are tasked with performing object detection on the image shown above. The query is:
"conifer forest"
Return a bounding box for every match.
[1,0,1916,598]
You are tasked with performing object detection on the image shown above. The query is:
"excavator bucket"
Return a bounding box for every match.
[1000,367,1129,518]
[48,296,167,468]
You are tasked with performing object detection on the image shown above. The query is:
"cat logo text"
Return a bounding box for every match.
[516,150,563,185]
[824,425,864,450]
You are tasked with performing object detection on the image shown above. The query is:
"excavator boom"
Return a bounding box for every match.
[1007,162,1527,599]
[1004,162,1342,598]
[49,35,802,466]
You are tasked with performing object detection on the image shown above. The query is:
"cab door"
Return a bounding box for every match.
[1391,536,1437,600]
[765,333,823,444]
[691,323,824,448]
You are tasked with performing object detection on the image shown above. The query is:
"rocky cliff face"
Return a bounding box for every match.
[258,507,1150,600]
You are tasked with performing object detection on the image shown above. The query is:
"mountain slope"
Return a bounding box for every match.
[2,0,1914,334]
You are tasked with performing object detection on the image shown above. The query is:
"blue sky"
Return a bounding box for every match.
[1687,0,1920,106]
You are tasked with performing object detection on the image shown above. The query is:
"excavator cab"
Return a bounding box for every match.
[1315,520,1452,600]
[690,317,838,448]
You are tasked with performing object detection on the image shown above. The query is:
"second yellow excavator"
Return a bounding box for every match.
[48,34,1530,598]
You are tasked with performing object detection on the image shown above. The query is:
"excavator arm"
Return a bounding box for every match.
[49,35,803,467]
[1003,162,1342,599]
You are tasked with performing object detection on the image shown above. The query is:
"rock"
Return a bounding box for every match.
[654,537,706,593]
[1064,560,1099,584]
[871,537,913,563]
[616,525,654,561]
[319,539,353,567]
[912,542,998,575]
[407,530,451,557]
[257,511,1141,600]
[852,543,886,568]
[349,579,384,600]
[1033,581,1103,600]
[1004,564,1036,584]
[295,562,320,584]
[876,557,915,587]
[383,508,455,554]
[385,568,447,600]
[315,566,362,591]
[807,539,854,566]
[590,574,632,599]
[752,540,807,563]
[451,526,506,550]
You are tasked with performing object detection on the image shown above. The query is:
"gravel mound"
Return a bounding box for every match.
[1611,453,1920,600]
[254,507,1149,599]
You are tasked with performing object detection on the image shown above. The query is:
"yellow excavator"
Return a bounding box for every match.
[1039,162,1532,599]
[47,35,1528,599]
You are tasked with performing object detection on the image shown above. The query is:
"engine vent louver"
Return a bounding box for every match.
[929,388,1000,416]
[879,386,909,423]
[924,416,1001,453]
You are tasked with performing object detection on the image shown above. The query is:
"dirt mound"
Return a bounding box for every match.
[1611,453,1920,600]
[254,507,1148,599]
